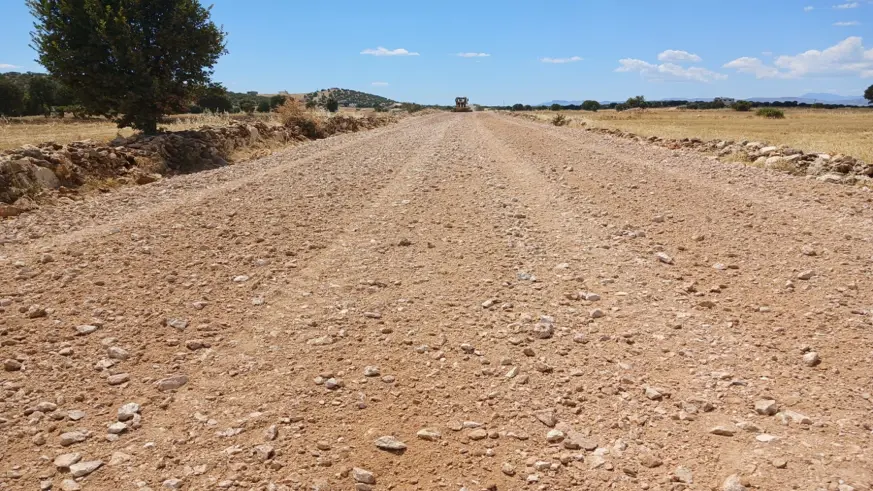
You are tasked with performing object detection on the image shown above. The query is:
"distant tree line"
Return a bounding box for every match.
[0,72,80,117]
[491,93,872,112]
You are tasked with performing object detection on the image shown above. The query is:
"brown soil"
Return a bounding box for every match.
[1,113,872,491]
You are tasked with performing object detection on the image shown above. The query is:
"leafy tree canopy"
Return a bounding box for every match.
[28,0,227,133]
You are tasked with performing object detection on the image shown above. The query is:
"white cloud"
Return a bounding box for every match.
[616,58,726,82]
[657,50,702,63]
[724,36,873,79]
[833,20,860,25]
[457,52,490,58]
[804,5,815,10]
[540,56,582,64]
[833,2,859,8]
[371,82,389,86]
[360,47,419,56]
[0,63,20,70]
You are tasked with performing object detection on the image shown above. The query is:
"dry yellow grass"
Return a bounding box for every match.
[530,108,873,162]
[0,109,385,152]
[0,112,278,151]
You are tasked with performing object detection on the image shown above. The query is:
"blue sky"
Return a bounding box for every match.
[2,1,872,104]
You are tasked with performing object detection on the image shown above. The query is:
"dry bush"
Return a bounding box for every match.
[276,99,325,139]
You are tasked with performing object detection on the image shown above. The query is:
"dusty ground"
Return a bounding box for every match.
[1,112,872,491]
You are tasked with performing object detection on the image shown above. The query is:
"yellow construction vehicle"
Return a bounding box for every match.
[454,97,472,112]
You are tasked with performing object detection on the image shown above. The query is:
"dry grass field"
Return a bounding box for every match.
[530,107,873,162]
[0,109,370,151]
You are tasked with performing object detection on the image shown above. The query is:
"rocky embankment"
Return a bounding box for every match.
[1,114,396,216]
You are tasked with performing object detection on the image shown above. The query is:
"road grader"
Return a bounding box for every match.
[453,97,472,112]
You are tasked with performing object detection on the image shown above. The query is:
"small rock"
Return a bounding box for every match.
[107,422,128,434]
[3,359,22,371]
[709,425,736,437]
[264,425,278,441]
[252,444,275,461]
[416,428,441,441]
[107,346,130,360]
[363,366,380,377]
[644,387,662,400]
[589,308,604,319]
[107,373,130,385]
[545,429,565,443]
[163,478,183,489]
[232,275,250,283]
[155,375,188,391]
[638,453,662,468]
[674,466,693,483]
[69,460,103,477]
[796,270,814,280]
[108,452,131,466]
[374,435,406,451]
[722,474,747,491]
[656,252,674,264]
[772,458,787,469]
[534,409,557,427]
[468,428,488,440]
[754,399,778,416]
[68,410,86,421]
[118,402,141,421]
[165,318,188,330]
[501,462,516,476]
[54,453,82,468]
[802,351,821,367]
[352,468,376,484]
[60,431,88,446]
[60,480,81,491]
[76,325,99,335]
[325,378,343,390]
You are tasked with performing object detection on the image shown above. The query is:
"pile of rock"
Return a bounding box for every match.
[0,121,300,214]
[588,128,873,184]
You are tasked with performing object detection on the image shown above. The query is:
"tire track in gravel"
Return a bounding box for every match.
[0,114,443,250]
[478,113,873,490]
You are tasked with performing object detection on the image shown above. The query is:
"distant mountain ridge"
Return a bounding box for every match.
[540,93,869,107]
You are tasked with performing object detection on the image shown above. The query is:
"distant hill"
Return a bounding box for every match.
[303,88,395,108]
[747,94,867,106]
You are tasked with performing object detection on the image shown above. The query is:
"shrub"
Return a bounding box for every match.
[732,100,752,112]
[551,114,568,126]
[756,108,785,119]
[550,103,561,111]
[189,104,203,114]
[324,98,339,113]
[581,100,600,112]
[256,101,270,113]
[269,94,287,109]
[277,99,324,139]
[239,99,256,114]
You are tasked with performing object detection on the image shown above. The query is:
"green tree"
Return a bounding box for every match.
[239,99,256,114]
[732,100,752,112]
[28,0,227,133]
[324,97,339,113]
[269,94,286,109]
[626,95,646,108]
[865,84,873,105]
[197,83,232,112]
[257,100,271,112]
[581,100,601,112]
[511,103,524,111]
[26,76,58,116]
[550,103,562,111]
[0,78,26,116]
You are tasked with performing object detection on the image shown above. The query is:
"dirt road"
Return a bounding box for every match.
[2,113,872,491]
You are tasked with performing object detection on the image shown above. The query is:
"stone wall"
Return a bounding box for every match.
[1,115,395,215]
